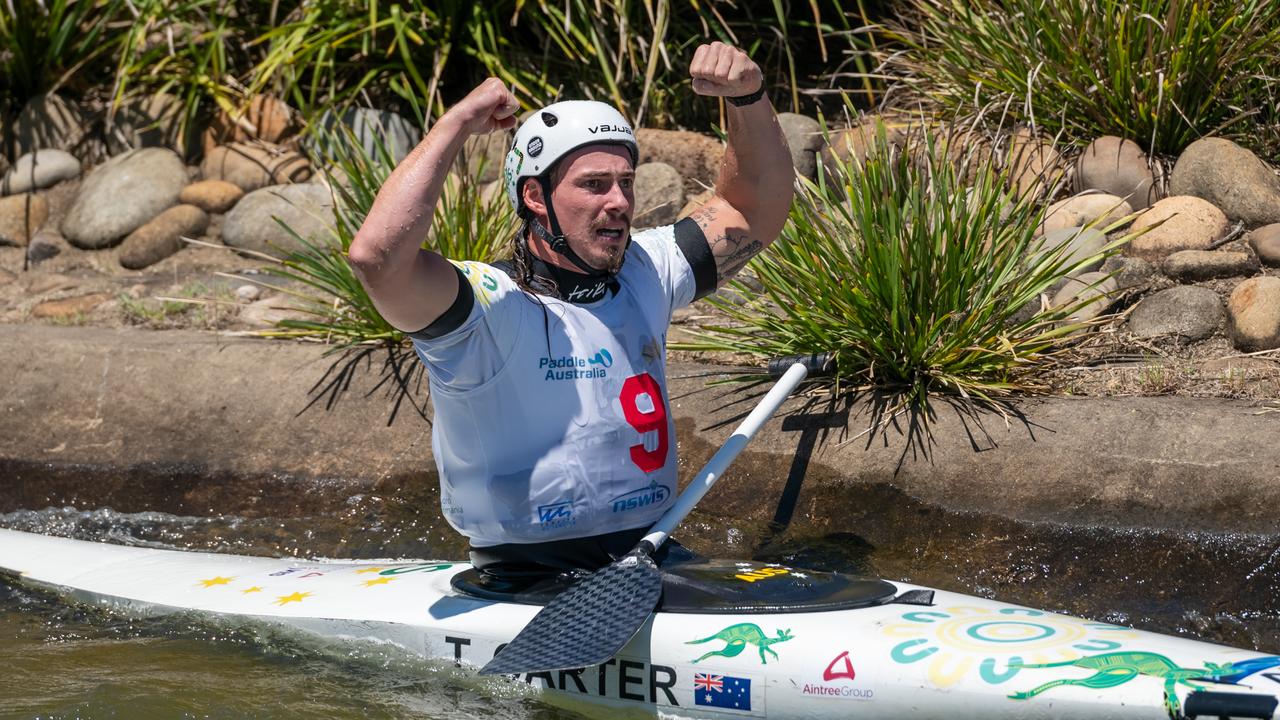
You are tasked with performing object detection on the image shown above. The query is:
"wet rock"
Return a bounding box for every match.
[1249,224,1280,267]
[1128,286,1222,340]
[26,229,67,264]
[105,92,190,157]
[1040,193,1133,236]
[313,108,422,166]
[0,193,48,246]
[1170,137,1280,227]
[678,188,716,220]
[14,93,89,157]
[1127,196,1228,261]
[222,183,334,258]
[1075,136,1158,210]
[1227,276,1280,351]
[1031,226,1108,275]
[201,142,313,193]
[1,149,81,195]
[1162,250,1258,283]
[30,292,113,320]
[1006,128,1064,200]
[1052,271,1118,326]
[1101,255,1157,292]
[179,180,244,214]
[777,112,823,181]
[459,130,511,184]
[201,95,297,155]
[634,162,684,229]
[61,148,187,249]
[637,128,723,197]
[118,204,210,269]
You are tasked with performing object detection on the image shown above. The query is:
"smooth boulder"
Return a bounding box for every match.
[636,129,723,197]
[1031,226,1108,275]
[179,180,244,214]
[14,93,89,157]
[1128,286,1222,340]
[1227,276,1280,351]
[222,183,334,258]
[1040,193,1133,236]
[777,112,823,181]
[1249,224,1280,267]
[1170,137,1280,227]
[105,92,190,157]
[312,108,422,166]
[201,142,313,193]
[1127,196,1228,261]
[60,148,187,249]
[1,149,81,195]
[1075,136,1158,210]
[1006,128,1064,200]
[118,204,210,269]
[201,95,297,155]
[634,162,685,229]
[1052,271,1118,327]
[0,194,48,246]
[1162,250,1258,283]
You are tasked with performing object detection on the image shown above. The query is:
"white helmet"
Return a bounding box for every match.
[503,100,639,214]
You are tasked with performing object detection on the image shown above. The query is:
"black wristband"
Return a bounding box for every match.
[727,84,766,107]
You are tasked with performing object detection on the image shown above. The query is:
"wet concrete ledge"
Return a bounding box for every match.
[1,324,1277,534]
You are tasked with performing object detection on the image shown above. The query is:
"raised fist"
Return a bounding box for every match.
[448,78,521,136]
[689,42,763,98]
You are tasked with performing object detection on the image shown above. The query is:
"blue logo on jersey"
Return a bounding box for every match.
[536,500,576,531]
[611,481,671,513]
[538,349,612,381]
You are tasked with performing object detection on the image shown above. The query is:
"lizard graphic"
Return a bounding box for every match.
[687,623,794,665]
[1009,652,1280,719]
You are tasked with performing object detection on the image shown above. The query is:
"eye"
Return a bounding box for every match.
[619,178,634,191]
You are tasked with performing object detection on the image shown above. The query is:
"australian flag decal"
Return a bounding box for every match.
[694,673,751,710]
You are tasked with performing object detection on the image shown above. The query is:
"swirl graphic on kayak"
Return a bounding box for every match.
[1008,652,1280,719]
[688,623,794,665]
[882,606,1137,688]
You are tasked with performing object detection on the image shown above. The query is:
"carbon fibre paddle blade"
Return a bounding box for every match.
[478,548,663,675]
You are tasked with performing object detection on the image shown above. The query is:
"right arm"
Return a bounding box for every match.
[346,78,519,332]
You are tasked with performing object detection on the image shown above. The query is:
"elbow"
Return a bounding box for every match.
[345,235,383,281]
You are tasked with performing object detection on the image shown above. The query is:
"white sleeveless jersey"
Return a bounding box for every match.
[411,226,698,547]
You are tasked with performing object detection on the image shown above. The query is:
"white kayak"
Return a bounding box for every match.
[1,527,1278,720]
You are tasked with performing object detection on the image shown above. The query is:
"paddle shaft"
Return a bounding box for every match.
[639,360,809,551]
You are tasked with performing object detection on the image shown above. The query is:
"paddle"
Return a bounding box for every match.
[479,352,832,676]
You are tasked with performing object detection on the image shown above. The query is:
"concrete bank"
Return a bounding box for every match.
[1,324,1278,534]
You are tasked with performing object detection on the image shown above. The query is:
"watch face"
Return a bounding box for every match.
[528,136,544,157]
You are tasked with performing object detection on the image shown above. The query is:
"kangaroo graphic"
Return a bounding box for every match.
[687,623,794,665]
[1009,652,1280,718]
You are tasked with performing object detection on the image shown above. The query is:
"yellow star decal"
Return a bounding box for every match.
[274,591,313,606]
[354,567,386,574]
[197,576,234,588]
[362,576,395,587]
[241,586,263,594]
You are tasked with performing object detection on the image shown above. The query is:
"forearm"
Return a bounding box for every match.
[348,114,469,278]
[714,97,793,238]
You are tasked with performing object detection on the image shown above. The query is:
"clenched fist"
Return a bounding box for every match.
[689,42,763,98]
[447,77,521,136]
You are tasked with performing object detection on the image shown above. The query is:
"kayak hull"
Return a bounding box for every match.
[2,528,1277,720]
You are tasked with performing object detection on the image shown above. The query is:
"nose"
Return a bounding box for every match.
[603,180,631,215]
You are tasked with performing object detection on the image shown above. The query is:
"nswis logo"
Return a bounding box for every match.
[539,349,613,381]
[611,480,671,513]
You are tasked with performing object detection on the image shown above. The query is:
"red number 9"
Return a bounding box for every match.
[619,373,668,473]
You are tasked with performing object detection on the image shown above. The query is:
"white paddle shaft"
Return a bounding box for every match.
[641,361,809,549]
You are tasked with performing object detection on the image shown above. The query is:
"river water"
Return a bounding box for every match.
[2,485,1279,719]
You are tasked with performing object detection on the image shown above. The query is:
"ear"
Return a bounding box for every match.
[521,178,548,216]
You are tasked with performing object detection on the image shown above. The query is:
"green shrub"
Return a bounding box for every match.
[883,0,1280,157]
[0,0,124,117]
[679,121,1134,409]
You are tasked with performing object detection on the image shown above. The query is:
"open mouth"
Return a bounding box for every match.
[595,227,626,241]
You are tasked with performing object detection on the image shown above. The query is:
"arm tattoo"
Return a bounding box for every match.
[711,229,763,284]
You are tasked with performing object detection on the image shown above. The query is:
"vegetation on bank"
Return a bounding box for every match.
[6,0,1279,404]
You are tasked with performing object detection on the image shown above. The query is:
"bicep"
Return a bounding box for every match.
[686,195,769,286]
[347,247,461,333]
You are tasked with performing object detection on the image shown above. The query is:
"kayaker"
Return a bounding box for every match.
[347,41,793,587]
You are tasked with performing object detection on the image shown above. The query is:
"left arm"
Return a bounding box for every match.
[685,42,794,285]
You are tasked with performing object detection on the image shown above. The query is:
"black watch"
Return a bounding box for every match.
[727,84,766,107]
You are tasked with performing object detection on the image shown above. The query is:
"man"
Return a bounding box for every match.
[347,42,793,585]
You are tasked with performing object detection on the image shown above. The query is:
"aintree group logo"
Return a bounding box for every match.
[801,651,875,701]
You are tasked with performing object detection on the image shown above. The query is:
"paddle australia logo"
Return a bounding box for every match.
[610,480,671,513]
[536,499,576,531]
[801,650,875,700]
[539,349,613,381]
